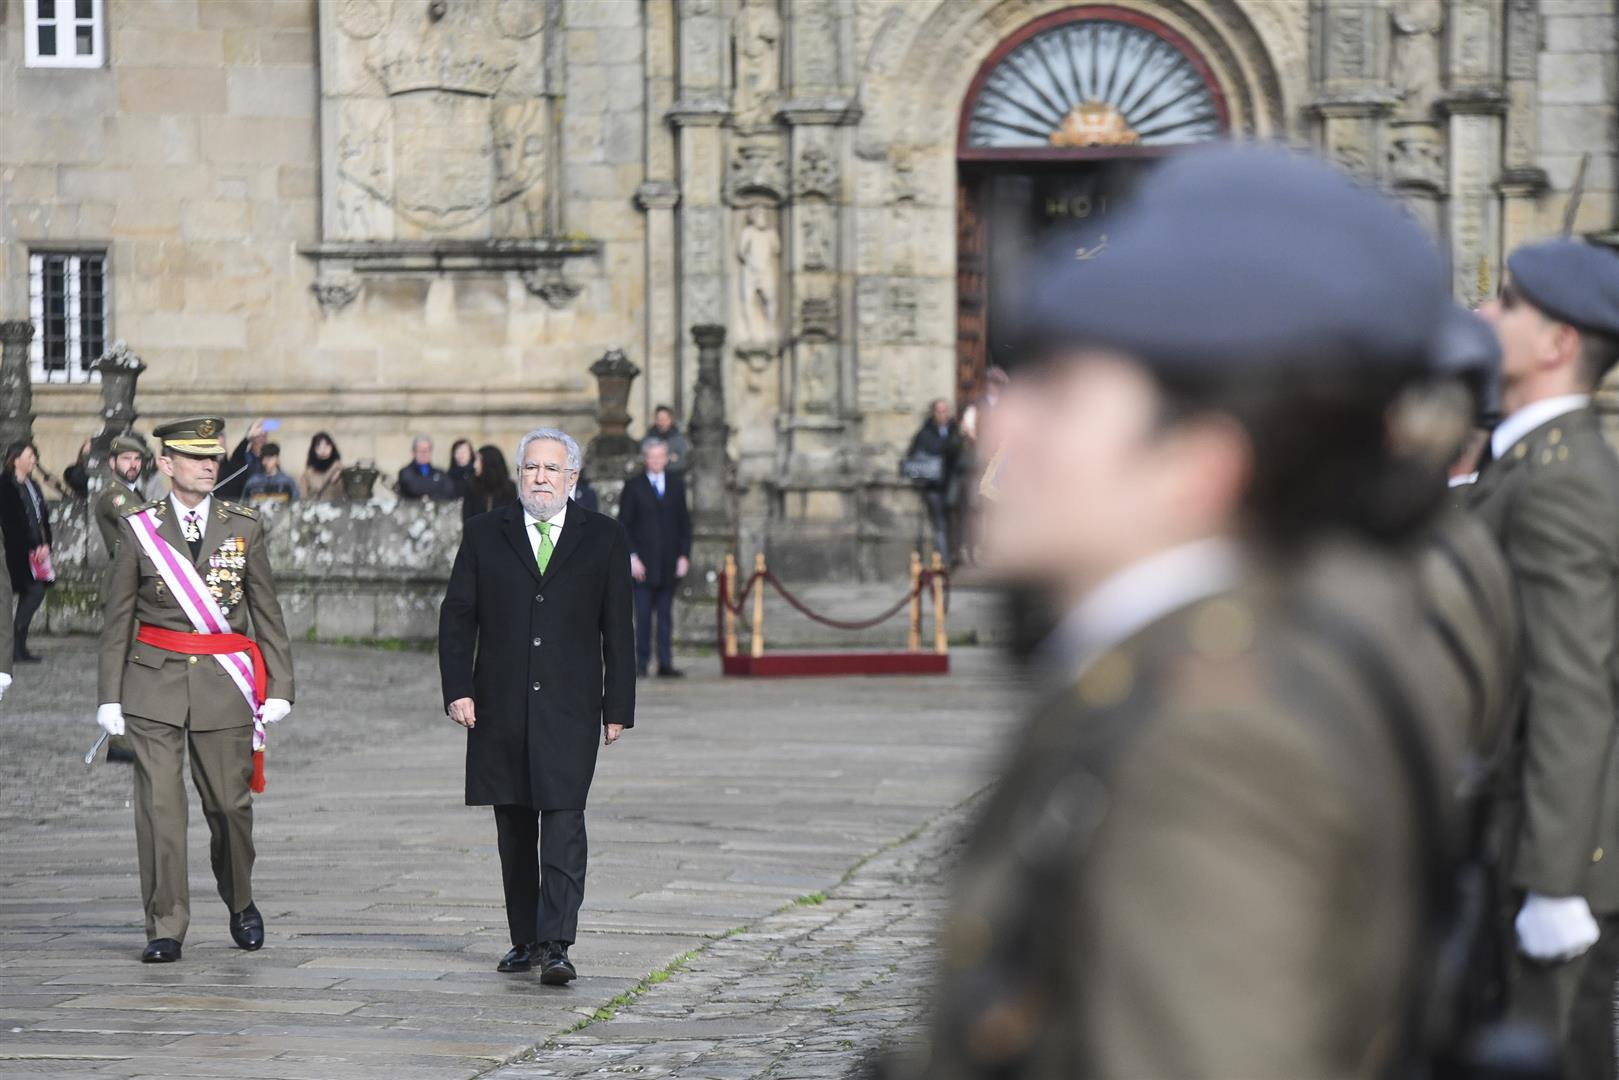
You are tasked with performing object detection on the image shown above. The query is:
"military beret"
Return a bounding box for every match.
[1506,238,1619,339]
[152,416,227,458]
[1430,305,1503,424]
[109,434,149,458]
[1019,143,1449,377]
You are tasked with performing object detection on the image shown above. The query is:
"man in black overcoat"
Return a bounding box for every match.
[438,427,636,985]
[616,439,691,677]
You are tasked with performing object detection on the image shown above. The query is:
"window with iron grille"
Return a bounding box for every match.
[23,0,105,68]
[29,251,108,384]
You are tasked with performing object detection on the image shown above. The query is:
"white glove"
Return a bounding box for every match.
[1516,893,1600,962]
[0,672,11,702]
[96,703,126,737]
[259,698,291,725]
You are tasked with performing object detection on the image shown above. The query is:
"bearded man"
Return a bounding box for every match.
[438,427,636,985]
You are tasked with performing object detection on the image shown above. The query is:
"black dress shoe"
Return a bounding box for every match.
[539,941,577,986]
[14,651,41,664]
[497,942,538,973]
[142,938,182,963]
[229,903,264,951]
[656,666,685,678]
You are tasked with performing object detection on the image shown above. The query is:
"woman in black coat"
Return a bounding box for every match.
[461,445,519,522]
[905,399,963,563]
[0,442,53,662]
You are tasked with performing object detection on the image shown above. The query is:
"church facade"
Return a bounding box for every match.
[3,0,1615,576]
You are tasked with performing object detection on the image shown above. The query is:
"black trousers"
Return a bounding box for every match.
[1510,912,1619,1080]
[493,805,587,947]
[633,584,674,672]
[922,489,950,562]
[13,580,44,656]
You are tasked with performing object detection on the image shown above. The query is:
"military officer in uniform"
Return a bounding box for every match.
[1468,239,1619,1079]
[94,434,150,558]
[909,146,1461,1078]
[96,417,295,963]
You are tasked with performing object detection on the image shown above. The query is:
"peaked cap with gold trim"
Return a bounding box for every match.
[153,416,227,459]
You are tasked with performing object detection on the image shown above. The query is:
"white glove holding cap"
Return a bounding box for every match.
[96,703,126,737]
[259,698,291,725]
[1516,892,1600,962]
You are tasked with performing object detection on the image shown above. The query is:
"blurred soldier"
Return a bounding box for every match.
[96,417,295,963]
[95,435,150,558]
[1470,239,1619,1079]
[912,145,1459,1079]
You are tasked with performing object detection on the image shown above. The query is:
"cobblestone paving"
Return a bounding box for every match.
[0,637,1015,1079]
[491,794,968,1080]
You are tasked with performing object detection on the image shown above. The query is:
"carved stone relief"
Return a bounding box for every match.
[1325,6,1372,82]
[1387,124,1446,192]
[790,2,838,92]
[733,0,781,130]
[795,143,839,199]
[798,343,837,414]
[887,281,917,340]
[318,1,552,243]
[799,204,835,272]
[799,293,837,340]
[728,141,786,203]
[1390,0,1442,118]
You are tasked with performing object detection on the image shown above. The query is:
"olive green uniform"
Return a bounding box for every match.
[920,543,1450,1079]
[1465,405,1619,1063]
[93,479,143,558]
[98,496,295,943]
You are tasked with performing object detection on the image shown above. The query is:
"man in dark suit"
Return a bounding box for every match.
[617,440,691,678]
[438,427,636,985]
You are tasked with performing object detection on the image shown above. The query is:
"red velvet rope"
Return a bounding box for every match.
[714,564,951,650]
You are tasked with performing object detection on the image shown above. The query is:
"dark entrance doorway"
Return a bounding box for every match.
[953,6,1229,407]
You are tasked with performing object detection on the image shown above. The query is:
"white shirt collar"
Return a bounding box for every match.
[1491,394,1589,461]
[647,470,665,485]
[1045,538,1244,676]
[170,493,211,522]
[524,501,566,533]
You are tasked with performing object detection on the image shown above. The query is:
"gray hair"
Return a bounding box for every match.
[412,434,433,450]
[515,427,582,472]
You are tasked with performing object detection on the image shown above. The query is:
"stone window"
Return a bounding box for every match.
[23,0,105,69]
[28,251,107,384]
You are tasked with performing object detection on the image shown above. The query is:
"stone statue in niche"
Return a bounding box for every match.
[733,0,781,130]
[736,206,780,345]
[800,207,834,272]
[493,98,548,238]
[1390,0,1443,117]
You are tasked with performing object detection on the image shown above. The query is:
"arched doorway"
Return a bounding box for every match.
[956,6,1228,404]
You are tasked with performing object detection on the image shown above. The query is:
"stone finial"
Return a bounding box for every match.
[0,320,36,451]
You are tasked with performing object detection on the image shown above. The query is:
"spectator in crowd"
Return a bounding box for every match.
[0,442,53,663]
[243,442,299,507]
[299,432,345,502]
[94,435,149,557]
[956,367,1008,565]
[462,444,519,521]
[618,439,690,678]
[449,438,477,496]
[397,435,458,501]
[904,399,962,563]
[572,468,599,513]
[62,438,93,498]
[218,418,272,500]
[641,406,691,475]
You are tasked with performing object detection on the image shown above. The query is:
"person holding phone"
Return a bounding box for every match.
[218,419,277,501]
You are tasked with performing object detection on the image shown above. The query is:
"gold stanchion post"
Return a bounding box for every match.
[723,553,738,657]
[931,551,948,655]
[907,551,923,652]
[751,552,767,658]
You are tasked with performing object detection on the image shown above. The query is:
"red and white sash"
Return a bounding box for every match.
[126,508,265,752]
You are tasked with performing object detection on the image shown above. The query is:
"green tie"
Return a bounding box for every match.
[534,520,554,574]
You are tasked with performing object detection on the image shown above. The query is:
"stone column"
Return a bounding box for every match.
[668,0,731,422]
[0,320,35,451]
[585,348,642,517]
[1309,0,1391,183]
[686,323,733,569]
[1442,0,1506,303]
[638,0,680,421]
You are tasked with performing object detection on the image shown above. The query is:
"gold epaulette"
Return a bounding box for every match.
[123,498,165,518]
[220,500,258,520]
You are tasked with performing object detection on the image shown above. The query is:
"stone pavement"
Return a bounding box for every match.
[0,638,1017,1079]
[490,786,970,1080]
